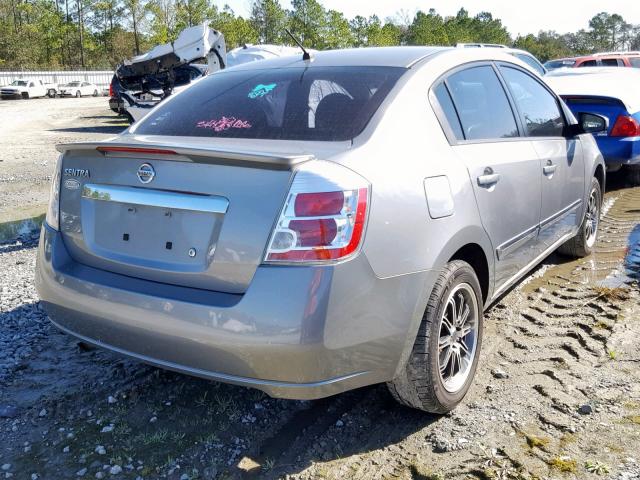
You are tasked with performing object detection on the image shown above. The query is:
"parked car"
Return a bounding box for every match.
[0,78,47,99]
[37,47,605,413]
[456,43,547,75]
[545,51,640,71]
[226,44,308,68]
[58,81,100,97]
[546,67,640,184]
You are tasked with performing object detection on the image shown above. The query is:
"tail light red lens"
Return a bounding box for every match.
[265,162,370,263]
[610,115,640,137]
[294,191,344,216]
[109,82,114,97]
[289,219,338,246]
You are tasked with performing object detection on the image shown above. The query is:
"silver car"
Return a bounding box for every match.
[36,47,606,413]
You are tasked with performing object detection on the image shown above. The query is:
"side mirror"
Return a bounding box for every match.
[565,112,609,137]
[579,112,609,134]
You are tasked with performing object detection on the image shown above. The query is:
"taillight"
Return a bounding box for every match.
[610,115,640,137]
[109,82,114,97]
[265,161,369,263]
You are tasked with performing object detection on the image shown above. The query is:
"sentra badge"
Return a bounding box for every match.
[64,168,90,178]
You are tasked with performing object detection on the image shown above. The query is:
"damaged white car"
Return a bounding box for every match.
[114,24,226,123]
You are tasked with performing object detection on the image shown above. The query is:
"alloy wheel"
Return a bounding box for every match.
[437,283,479,393]
[584,188,599,248]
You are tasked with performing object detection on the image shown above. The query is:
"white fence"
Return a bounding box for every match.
[0,70,114,88]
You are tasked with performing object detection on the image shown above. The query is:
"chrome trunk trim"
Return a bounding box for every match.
[82,184,229,214]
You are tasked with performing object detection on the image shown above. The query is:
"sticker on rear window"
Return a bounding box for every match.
[196,117,252,132]
[248,83,277,99]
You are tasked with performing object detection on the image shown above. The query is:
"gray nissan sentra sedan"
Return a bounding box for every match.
[36,47,607,413]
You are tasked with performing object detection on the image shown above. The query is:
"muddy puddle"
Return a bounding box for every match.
[522,187,640,294]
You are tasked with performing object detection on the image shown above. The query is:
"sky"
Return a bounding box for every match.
[218,0,640,37]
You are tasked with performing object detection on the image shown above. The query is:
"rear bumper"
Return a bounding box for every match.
[35,224,435,399]
[596,136,640,167]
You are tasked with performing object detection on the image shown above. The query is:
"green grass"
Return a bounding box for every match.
[549,456,577,473]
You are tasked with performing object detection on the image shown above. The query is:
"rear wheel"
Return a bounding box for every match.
[627,166,640,186]
[47,89,56,98]
[93,89,98,97]
[75,90,81,98]
[558,177,601,258]
[388,260,483,413]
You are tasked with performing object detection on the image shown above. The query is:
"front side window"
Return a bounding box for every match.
[134,66,405,141]
[500,66,564,137]
[445,65,519,141]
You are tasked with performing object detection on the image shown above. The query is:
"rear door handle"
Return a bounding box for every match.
[477,168,501,187]
[543,161,557,176]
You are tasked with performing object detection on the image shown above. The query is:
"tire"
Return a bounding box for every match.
[75,90,81,98]
[93,89,98,97]
[626,166,640,186]
[557,177,601,258]
[388,260,483,413]
[21,92,29,99]
[47,89,56,98]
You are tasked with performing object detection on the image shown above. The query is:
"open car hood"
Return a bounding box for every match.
[116,24,226,87]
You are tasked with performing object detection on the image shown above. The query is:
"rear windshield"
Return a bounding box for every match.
[133,66,405,141]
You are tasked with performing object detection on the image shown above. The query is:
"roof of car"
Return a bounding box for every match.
[224,46,452,70]
[545,67,640,113]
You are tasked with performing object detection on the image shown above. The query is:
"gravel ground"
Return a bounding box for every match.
[0,104,639,479]
[0,97,126,223]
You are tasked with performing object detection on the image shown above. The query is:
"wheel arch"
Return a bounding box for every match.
[432,224,495,306]
[448,243,490,305]
[594,163,605,198]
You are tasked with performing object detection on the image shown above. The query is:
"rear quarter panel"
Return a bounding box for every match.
[333,57,494,288]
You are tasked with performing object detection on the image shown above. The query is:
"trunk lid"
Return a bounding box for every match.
[561,95,628,136]
[57,136,339,294]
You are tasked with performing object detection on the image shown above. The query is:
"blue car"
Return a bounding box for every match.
[546,68,640,184]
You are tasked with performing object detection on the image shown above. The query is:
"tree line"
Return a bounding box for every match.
[1,0,639,70]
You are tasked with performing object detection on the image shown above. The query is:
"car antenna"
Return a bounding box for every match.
[284,28,313,61]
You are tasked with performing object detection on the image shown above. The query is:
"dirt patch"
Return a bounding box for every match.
[0,97,127,224]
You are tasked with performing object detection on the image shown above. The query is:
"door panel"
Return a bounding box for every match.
[454,141,542,288]
[532,139,584,247]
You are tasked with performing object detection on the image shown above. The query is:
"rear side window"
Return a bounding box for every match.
[512,53,545,76]
[445,65,518,140]
[433,82,464,140]
[133,66,405,141]
[500,67,564,137]
[578,60,597,67]
[601,58,623,67]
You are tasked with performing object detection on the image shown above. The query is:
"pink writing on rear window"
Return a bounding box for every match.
[196,117,252,132]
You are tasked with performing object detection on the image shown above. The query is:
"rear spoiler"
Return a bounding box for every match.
[56,141,314,170]
[561,95,627,109]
